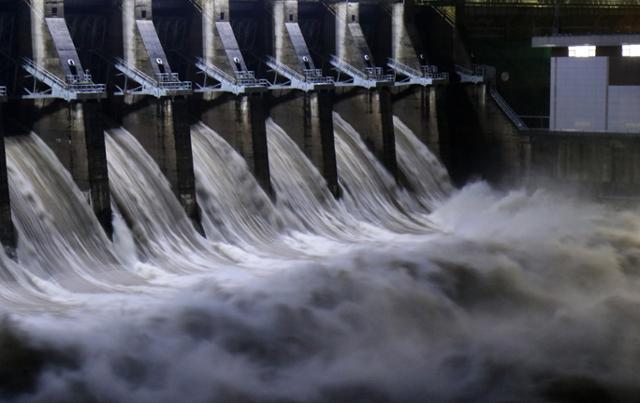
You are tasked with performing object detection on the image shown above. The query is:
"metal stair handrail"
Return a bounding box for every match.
[266,56,307,83]
[387,59,450,86]
[114,57,158,84]
[330,56,368,81]
[22,58,106,101]
[196,58,237,83]
[488,86,526,130]
[455,63,488,84]
[114,57,192,97]
[330,55,395,87]
[195,58,269,94]
[266,56,333,91]
[23,58,68,88]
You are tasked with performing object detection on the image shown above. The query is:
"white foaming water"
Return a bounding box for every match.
[266,118,390,244]
[393,116,453,210]
[105,128,244,273]
[5,134,142,294]
[191,122,289,254]
[1,122,638,403]
[333,113,434,233]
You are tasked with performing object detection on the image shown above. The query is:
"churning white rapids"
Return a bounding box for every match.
[0,116,639,403]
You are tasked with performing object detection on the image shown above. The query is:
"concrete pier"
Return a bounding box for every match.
[21,0,113,236]
[196,0,273,196]
[330,1,398,180]
[388,1,448,160]
[116,0,201,227]
[269,0,339,196]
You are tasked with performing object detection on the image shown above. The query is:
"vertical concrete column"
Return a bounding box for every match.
[27,0,113,236]
[0,104,16,255]
[120,0,201,226]
[198,0,273,196]
[390,1,447,161]
[332,0,397,180]
[268,0,339,196]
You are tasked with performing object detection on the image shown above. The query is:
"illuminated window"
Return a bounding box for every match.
[622,44,640,57]
[568,45,596,58]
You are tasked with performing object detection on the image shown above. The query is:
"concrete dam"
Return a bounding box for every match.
[0,0,515,252]
[3,1,640,403]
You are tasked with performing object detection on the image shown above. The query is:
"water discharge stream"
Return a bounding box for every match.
[0,116,638,403]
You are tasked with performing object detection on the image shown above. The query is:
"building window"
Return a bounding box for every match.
[141,10,147,19]
[51,7,57,16]
[622,44,640,57]
[568,45,596,58]
[220,12,225,21]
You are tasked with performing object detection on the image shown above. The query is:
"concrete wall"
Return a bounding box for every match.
[529,132,640,197]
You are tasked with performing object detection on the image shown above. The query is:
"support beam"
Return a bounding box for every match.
[269,0,339,196]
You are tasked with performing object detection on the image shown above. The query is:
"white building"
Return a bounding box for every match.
[532,34,640,133]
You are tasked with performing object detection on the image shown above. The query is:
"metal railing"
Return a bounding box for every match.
[488,86,527,130]
[22,58,106,101]
[330,56,395,89]
[303,68,334,85]
[455,63,490,83]
[387,59,450,86]
[267,56,306,82]
[195,58,269,94]
[114,58,192,97]
[266,56,334,91]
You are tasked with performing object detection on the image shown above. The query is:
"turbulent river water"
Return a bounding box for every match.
[0,115,639,403]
